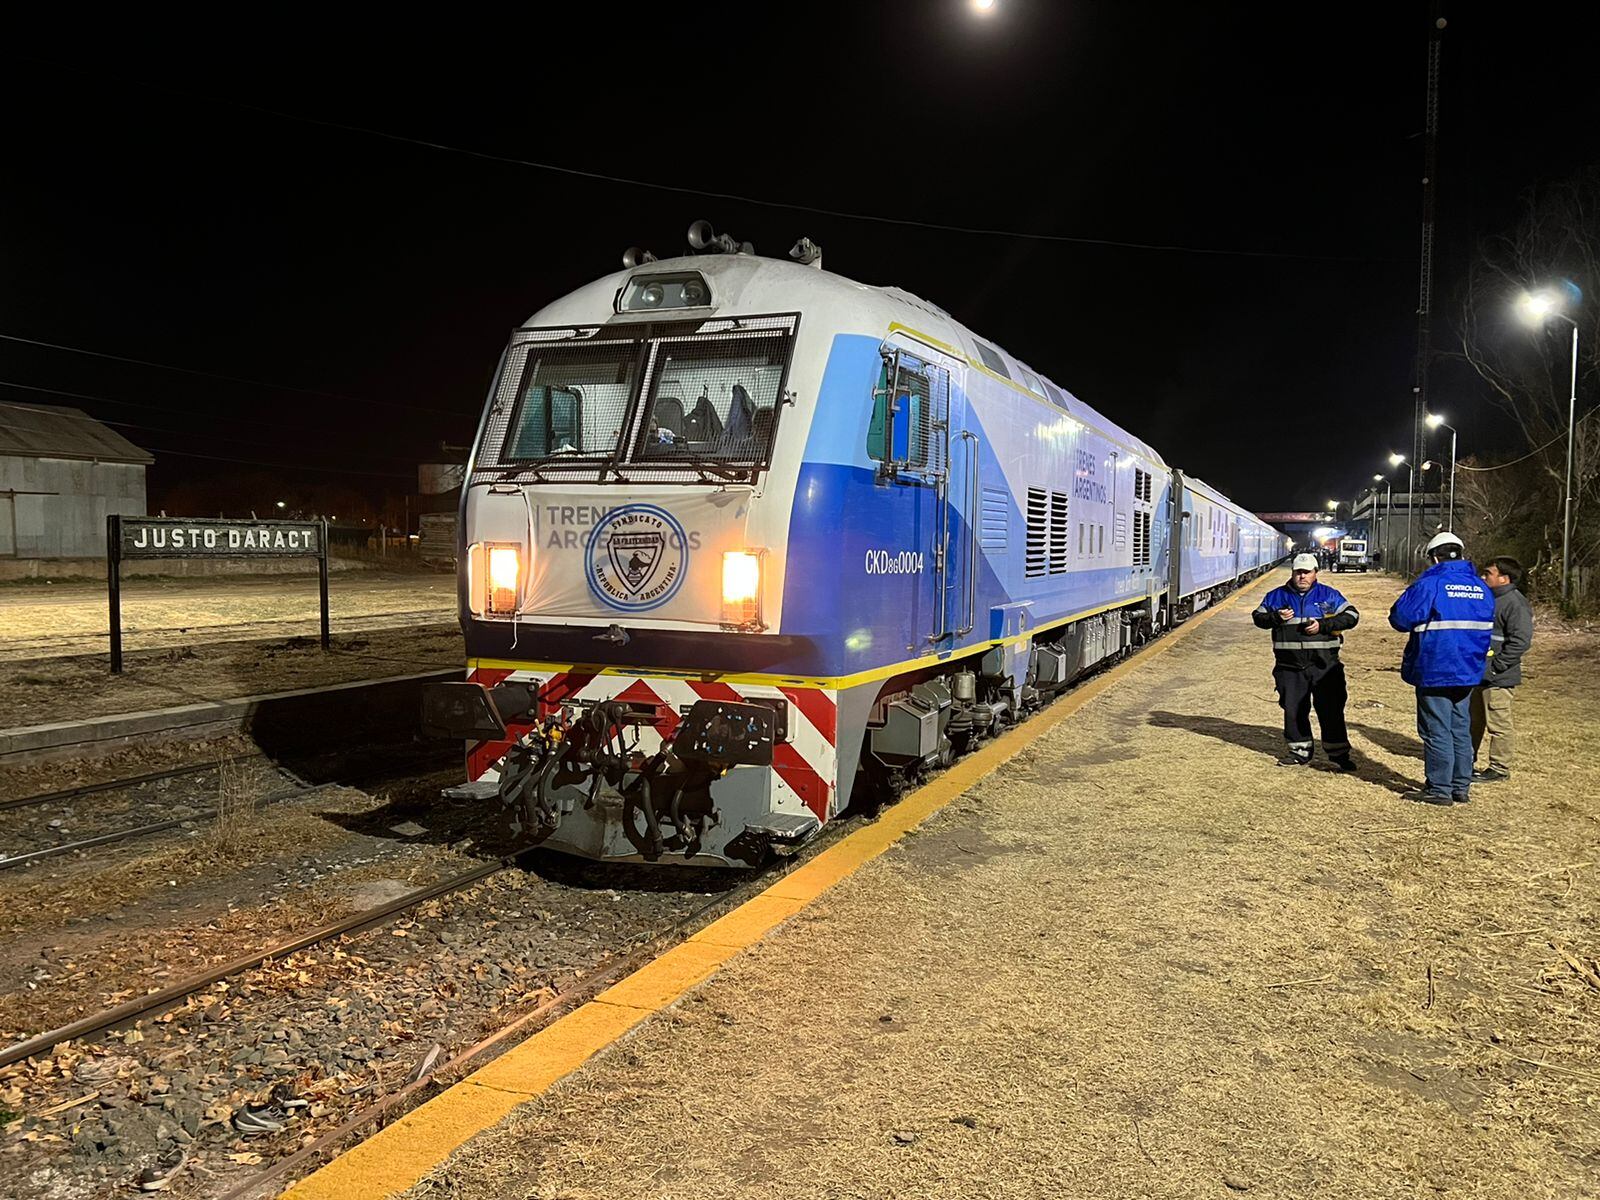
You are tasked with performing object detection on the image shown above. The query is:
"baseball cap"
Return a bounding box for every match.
[1291,553,1319,571]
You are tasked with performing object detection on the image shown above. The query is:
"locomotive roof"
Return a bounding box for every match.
[525,253,1166,467]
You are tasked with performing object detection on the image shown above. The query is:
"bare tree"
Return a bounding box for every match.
[1458,168,1600,602]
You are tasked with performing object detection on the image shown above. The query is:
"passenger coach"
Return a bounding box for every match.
[424,224,1288,866]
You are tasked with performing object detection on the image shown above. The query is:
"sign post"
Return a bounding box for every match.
[105,516,330,674]
[107,514,124,674]
[318,518,330,651]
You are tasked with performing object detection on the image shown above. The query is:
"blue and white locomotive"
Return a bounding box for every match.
[425,223,1288,866]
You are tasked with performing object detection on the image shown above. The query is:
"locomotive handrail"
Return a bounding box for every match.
[929,424,951,643]
[957,429,979,637]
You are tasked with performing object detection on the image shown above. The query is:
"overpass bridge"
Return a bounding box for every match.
[1259,494,1444,565]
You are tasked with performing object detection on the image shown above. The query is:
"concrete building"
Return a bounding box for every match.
[0,402,152,569]
[1350,489,1443,567]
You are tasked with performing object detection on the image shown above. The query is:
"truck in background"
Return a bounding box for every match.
[1335,538,1369,572]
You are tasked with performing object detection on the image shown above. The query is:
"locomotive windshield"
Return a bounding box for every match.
[477,315,798,483]
[503,343,641,462]
[634,335,787,464]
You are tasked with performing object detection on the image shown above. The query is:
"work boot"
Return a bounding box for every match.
[1471,767,1509,783]
[1403,789,1455,806]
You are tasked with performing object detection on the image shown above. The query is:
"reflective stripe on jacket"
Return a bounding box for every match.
[1252,579,1359,671]
[1387,559,1494,687]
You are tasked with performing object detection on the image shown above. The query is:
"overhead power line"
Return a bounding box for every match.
[60,65,1394,266]
[137,445,412,479]
[0,396,418,463]
[0,377,354,431]
[0,330,469,417]
[1456,409,1596,472]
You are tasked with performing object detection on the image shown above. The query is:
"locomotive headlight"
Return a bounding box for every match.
[721,549,765,630]
[486,543,523,616]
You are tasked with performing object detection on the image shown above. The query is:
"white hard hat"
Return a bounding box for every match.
[1291,553,1319,571]
[1425,531,1464,555]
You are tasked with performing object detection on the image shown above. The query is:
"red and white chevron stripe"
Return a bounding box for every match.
[464,668,839,822]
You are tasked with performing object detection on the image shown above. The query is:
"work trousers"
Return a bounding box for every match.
[1272,662,1349,761]
[1416,686,1474,796]
[1470,685,1515,772]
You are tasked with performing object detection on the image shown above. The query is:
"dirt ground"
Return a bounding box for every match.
[0,569,456,662]
[0,570,461,731]
[407,572,1600,1200]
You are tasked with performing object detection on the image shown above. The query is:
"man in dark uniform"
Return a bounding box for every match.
[1253,553,1362,768]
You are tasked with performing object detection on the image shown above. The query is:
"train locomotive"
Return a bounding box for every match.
[423,222,1289,867]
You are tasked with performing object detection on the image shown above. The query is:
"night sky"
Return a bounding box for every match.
[5,3,1599,516]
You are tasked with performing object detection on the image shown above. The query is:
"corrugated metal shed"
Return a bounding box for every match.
[0,402,153,464]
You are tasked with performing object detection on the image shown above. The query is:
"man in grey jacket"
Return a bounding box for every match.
[1471,556,1534,782]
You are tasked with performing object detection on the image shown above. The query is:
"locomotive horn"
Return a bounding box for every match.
[686,220,751,255]
[687,219,720,252]
[621,247,658,269]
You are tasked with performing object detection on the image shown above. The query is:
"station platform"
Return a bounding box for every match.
[285,572,1599,1200]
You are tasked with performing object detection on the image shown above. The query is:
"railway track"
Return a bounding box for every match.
[0,753,272,813]
[0,745,456,872]
[0,860,507,1070]
[215,867,786,1200]
[0,780,326,872]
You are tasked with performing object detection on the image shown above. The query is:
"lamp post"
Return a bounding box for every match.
[1389,452,1414,565]
[1425,412,1457,530]
[1372,473,1390,565]
[1518,289,1581,604]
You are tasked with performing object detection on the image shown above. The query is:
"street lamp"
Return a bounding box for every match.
[275,501,286,510]
[1425,412,1457,531]
[1389,452,1415,565]
[1372,473,1391,565]
[1517,287,1580,604]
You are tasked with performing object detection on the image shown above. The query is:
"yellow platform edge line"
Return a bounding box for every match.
[281,574,1273,1200]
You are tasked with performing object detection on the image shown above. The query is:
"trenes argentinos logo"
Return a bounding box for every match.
[585,504,690,612]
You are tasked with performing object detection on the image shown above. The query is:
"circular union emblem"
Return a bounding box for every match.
[585,504,689,612]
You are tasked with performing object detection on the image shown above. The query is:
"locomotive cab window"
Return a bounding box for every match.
[503,343,640,462]
[636,333,788,465]
[474,313,799,486]
[869,349,948,479]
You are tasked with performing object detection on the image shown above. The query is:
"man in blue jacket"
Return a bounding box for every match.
[1253,553,1361,768]
[1387,531,1495,805]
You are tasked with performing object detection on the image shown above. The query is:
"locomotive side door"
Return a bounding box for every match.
[870,339,957,649]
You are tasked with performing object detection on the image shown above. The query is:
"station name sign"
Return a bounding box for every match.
[119,517,324,559]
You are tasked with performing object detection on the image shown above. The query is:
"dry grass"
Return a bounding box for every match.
[405,573,1600,1200]
[201,758,262,856]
